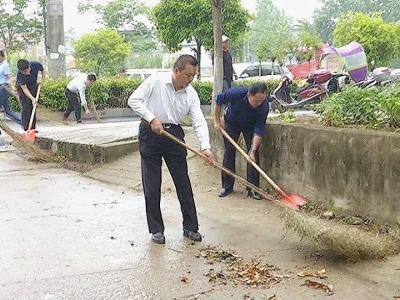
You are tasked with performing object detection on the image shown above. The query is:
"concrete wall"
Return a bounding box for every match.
[209,120,400,224]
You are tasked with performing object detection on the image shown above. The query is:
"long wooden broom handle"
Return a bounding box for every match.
[220,127,287,197]
[28,85,41,131]
[142,120,275,201]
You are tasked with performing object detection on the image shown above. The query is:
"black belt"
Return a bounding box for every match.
[162,123,180,129]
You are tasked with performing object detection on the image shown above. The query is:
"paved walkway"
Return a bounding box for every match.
[1,115,399,299]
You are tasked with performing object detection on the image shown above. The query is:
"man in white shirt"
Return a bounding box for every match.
[63,73,96,123]
[128,55,216,245]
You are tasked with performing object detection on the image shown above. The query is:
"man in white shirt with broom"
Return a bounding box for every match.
[63,73,96,124]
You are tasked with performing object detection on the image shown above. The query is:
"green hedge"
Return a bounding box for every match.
[8,77,288,111]
[314,85,400,130]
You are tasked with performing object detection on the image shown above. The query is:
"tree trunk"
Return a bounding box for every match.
[195,41,202,81]
[210,0,223,115]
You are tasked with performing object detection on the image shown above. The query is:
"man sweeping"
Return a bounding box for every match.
[0,50,22,126]
[16,59,45,132]
[214,82,269,200]
[63,73,96,124]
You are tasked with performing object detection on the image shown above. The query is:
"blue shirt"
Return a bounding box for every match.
[0,60,11,85]
[215,86,269,135]
[16,61,43,96]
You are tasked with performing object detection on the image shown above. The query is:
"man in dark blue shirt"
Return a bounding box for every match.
[214,83,269,200]
[16,59,45,131]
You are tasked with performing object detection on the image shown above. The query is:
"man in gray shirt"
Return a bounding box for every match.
[63,73,96,123]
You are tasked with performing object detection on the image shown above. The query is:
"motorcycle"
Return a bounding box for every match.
[270,41,368,110]
[270,69,349,110]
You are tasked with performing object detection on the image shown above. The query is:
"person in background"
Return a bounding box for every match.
[211,35,238,92]
[63,73,97,124]
[214,82,269,200]
[128,54,216,245]
[0,50,22,126]
[16,59,45,131]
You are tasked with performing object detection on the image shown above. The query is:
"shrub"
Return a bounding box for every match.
[313,85,400,130]
[192,81,213,105]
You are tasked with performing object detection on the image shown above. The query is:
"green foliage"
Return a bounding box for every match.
[152,0,250,77]
[313,0,400,44]
[21,77,212,110]
[333,13,398,68]
[73,29,130,77]
[36,77,142,111]
[0,0,44,52]
[249,0,292,63]
[78,0,156,53]
[314,85,400,130]
[126,52,164,69]
[192,81,213,105]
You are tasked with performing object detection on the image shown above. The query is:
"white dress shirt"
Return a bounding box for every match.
[67,73,88,106]
[128,71,211,150]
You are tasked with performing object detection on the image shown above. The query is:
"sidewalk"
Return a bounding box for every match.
[1,117,399,299]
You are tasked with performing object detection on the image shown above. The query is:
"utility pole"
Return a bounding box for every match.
[45,0,66,79]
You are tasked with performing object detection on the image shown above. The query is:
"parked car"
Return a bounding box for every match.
[233,62,293,82]
[124,68,170,80]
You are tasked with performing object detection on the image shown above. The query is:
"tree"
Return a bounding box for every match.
[313,0,400,44]
[152,0,250,79]
[298,21,322,75]
[78,0,156,53]
[249,0,292,69]
[211,0,223,107]
[0,0,44,52]
[73,29,130,76]
[333,12,398,68]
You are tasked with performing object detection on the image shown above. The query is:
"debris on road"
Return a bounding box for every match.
[301,279,334,296]
[198,246,290,288]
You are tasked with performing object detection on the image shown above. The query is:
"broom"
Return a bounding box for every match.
[0,121,55,162]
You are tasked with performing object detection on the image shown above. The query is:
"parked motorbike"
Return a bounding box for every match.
[270,69,349,110]
[355,67,392,88]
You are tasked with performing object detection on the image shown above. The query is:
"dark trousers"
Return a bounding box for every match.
[20,96,36,131]
[222,79,232,92]
[139,122,198,234]
[0,85,22,125]
[221,122,260,191]
[63,89,82,121]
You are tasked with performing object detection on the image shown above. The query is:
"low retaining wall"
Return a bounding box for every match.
[37,138,139,164]
[209,120,400,224]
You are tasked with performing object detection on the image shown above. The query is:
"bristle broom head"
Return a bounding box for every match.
[0,122,55,163]
[279,207,400,261]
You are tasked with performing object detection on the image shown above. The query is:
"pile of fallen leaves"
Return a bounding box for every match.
[197,246,289,288]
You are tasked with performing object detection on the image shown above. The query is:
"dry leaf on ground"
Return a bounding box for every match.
[301,279,334,296]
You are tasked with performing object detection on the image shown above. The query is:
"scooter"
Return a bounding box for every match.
[270,69,349,110]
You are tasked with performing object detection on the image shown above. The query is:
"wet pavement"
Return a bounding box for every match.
[0,118,399,299]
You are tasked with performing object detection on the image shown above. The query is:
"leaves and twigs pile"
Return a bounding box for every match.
[197,246,290,288]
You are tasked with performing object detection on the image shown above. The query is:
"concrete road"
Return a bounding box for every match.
[1,146,400,300]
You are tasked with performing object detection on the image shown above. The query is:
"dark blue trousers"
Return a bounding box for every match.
[221,122,260,191]
[139,122,198,234]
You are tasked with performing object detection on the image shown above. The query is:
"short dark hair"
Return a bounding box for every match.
[248,82,267,95]
[87,74,97,81]
[173,54,198,71]
[17,59,30,71]
[0,49,5,57]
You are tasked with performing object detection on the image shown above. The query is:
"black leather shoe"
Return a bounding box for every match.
[248,190,263,200]
[218,188,232,197]
[183,229,202,242]
[151,232,165,244]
